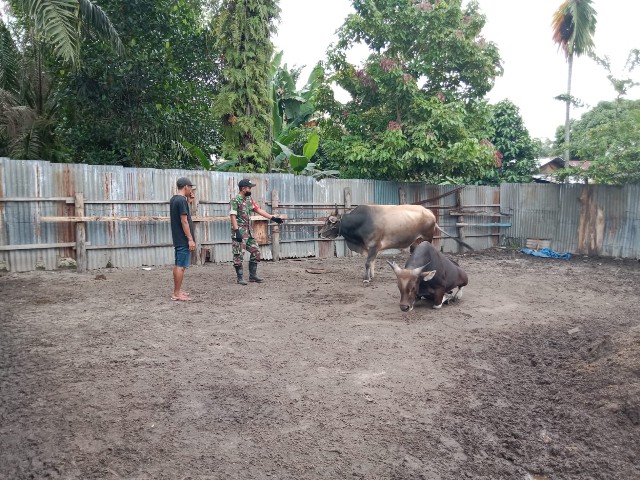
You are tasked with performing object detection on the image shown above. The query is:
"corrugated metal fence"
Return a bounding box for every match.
[501,183,640,258]
[0,159,638,272]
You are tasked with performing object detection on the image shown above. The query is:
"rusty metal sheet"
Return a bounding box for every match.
[3,158,639,272]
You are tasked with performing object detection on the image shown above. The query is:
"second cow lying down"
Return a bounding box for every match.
[387,241,468,312]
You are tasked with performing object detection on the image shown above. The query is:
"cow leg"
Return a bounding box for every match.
[432,289,446,309]
[363,248,379,285]
[409,238,424,254]
[453,286,464,301]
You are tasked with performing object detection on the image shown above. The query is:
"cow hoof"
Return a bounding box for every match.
[433,304,443,309]
[362,280,371,286]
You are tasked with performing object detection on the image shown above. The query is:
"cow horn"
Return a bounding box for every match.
[386,260,402,275]
[412,262,431,277]
[333,204,339,216]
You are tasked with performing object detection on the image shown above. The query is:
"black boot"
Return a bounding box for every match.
[234,265,247,285]
[249,261,263,283]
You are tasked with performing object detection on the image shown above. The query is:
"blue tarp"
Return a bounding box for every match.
[521,247,572,260]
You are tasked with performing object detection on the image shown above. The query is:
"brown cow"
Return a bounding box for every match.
[320,204,472,285]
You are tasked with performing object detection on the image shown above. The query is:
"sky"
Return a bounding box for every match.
[273,0,640,140]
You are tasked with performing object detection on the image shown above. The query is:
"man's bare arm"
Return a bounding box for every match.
[181,215,195,251]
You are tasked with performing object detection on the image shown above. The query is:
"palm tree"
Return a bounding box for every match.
[12,0,124,65]
[552,0,597,163]
[0,1,123,158]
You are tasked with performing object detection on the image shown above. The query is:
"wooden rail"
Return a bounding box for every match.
[1,186,510,270]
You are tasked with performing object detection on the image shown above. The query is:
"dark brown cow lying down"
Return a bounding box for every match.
[320,204,472,285]
[387,241,468,312]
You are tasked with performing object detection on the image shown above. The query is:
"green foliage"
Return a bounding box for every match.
[212,0,279,172]
[10,0,123,65]
[0,0,125,160]
[274,132,318,173]
[532,138,555,158]
[274,62,324,134]
[551,0,598,163]
[480,100,537,184]
[567,98,640,184]
[319,0,502,182]
[552,121,579,159]
[0,19,61,160]
[54,0,222,168]
[181,140,211,170]
[551,0,597,59]
[269,54,327,175]
[553,94,584,108]
[554,47,640,183]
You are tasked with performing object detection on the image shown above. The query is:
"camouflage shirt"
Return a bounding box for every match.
[230,194,259,235]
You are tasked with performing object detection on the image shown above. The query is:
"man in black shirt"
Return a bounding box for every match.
[170,177,195,301]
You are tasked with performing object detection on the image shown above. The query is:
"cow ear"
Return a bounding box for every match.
[420,270,436,281]
[387,261,402,275]
[328,215,338,223]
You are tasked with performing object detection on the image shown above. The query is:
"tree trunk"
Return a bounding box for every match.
[563,53,573,165]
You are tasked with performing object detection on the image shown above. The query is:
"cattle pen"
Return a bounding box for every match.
[1,158,640,479]
[1,158,639,272]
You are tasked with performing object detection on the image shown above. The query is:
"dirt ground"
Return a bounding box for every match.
[1,249,639,480]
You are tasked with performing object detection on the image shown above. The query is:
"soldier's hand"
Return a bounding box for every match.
[271,216,283,224]
[233,229,243,242]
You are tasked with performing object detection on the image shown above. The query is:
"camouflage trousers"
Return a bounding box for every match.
[232,235,261,266]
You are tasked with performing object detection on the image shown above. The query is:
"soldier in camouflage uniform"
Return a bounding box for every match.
[230,179,283,285]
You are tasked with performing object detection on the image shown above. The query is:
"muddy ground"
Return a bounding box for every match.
[1,249,639,480]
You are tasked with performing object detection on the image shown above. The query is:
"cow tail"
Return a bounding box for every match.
[435,224,474,251]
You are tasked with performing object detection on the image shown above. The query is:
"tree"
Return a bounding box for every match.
[319,0,502,182]
[532,137,555,158]
[565,51,640,185]
[54,0,222,168]
[8,0,123,65]
[0,20,58,159]
[551,120,580,159]
[552,49,640,184]
[552,0,597,163]
[583,103,640,184]
[212,0,280,172]
[0,0,123,159]
[269,53,326,174]
[482,99,537,184]
[554,99,640,184]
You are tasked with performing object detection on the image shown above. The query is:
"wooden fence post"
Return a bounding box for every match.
[271,189,280,261]
[344,187,352,257]
[193,194,203,265]
[399,187,406,205]
[74,193,87,272]
[456,189,466,254]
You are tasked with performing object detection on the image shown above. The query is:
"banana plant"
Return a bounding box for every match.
[270,52,325,173]
[274,131,319,174]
